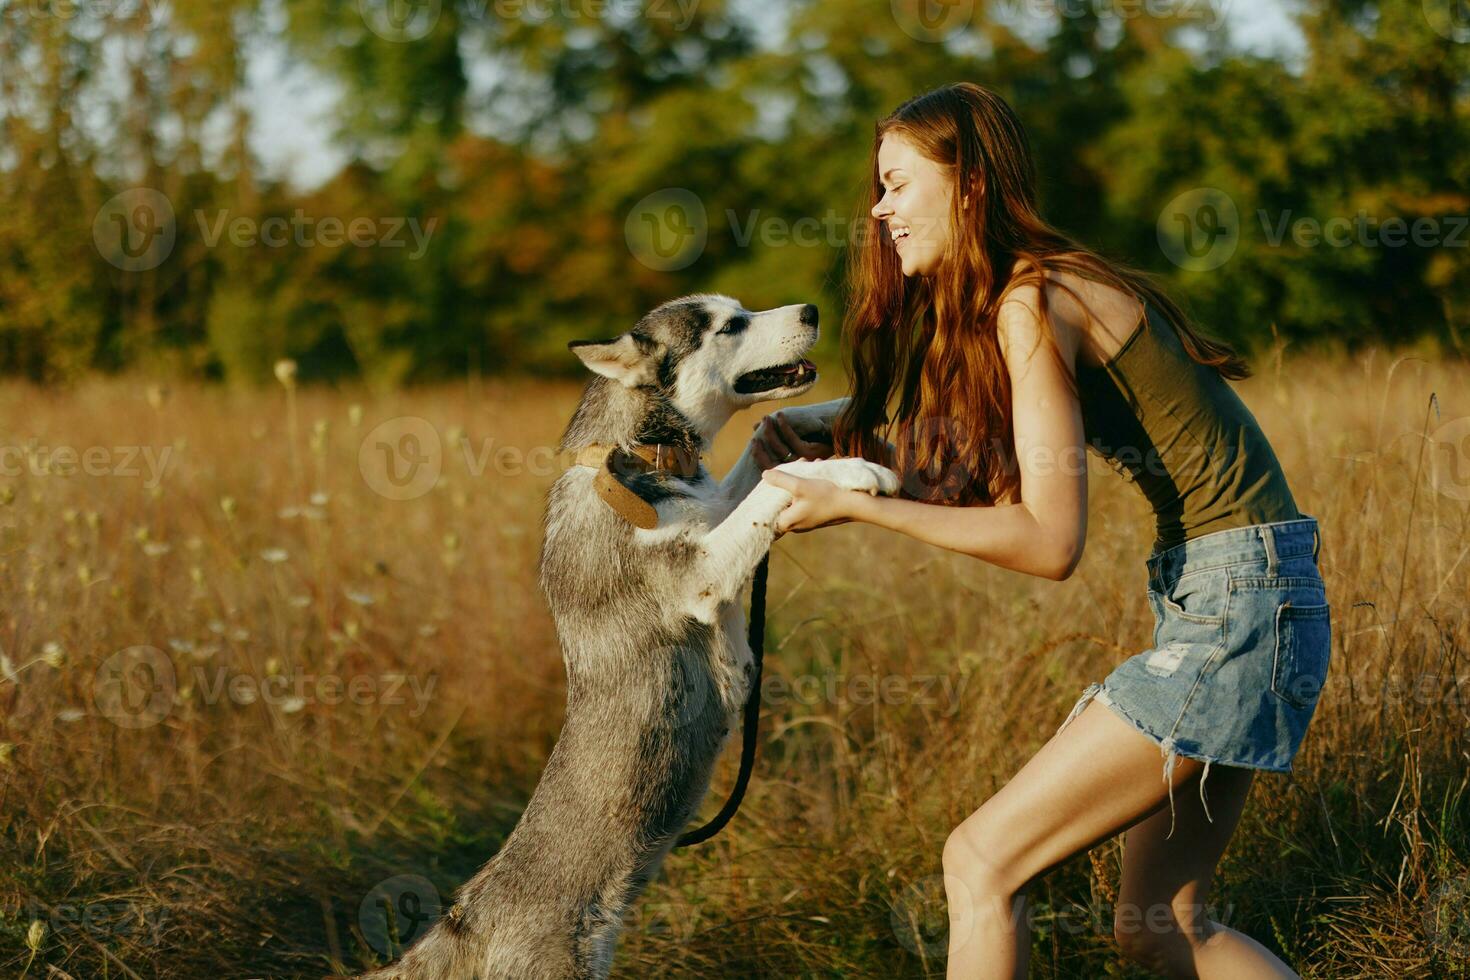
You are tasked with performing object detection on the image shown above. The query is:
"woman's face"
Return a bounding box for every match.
[871,132,955,278]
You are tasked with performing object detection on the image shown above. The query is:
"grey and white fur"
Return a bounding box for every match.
[357,294,899,980]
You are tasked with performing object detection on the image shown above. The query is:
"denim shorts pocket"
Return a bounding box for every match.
[1155,570,1227,625]
[1271,601,1331,710]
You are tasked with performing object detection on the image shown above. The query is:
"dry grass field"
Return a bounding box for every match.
[0,349,1467,978]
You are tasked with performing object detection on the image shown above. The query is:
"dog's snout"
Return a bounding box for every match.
[799,304,818,328]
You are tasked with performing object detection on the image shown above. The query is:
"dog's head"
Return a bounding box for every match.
[568,294,819,436]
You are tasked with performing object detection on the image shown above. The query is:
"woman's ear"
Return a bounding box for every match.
[961,173,983,210]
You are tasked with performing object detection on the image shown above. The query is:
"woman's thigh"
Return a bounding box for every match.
[1117,763,1254,932]
[947,697,1210,895]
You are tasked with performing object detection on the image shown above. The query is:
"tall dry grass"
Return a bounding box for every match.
[0,350,1466,978]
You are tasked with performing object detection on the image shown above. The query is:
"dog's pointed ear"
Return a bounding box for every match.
[568,333,659,387]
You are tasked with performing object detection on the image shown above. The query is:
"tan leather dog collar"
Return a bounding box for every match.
[573,442,707,529]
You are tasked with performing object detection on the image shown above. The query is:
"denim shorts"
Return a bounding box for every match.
[1055,516,1331,837]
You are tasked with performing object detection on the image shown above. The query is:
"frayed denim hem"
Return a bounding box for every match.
[1055,681,1224,842]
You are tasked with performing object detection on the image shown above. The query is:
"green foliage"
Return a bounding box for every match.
[0,0,1466,383]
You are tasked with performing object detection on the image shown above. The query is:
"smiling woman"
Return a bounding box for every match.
[752,82,1328,980]
[872,136,954,279]
[833,83,1251,513]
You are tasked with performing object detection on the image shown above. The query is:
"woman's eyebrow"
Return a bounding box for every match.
[881,168,907,184]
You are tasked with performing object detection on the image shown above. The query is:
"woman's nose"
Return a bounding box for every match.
[871,196,892,220]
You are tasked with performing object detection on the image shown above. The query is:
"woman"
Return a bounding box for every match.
[751,82,1329,979]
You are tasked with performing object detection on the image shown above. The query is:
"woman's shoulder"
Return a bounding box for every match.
[996,268,1084,367]
[1006,263,1144,370]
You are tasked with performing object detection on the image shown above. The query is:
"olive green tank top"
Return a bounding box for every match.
[1075,302,1300,550]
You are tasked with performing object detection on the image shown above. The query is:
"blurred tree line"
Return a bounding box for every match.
[0,0,1466,384]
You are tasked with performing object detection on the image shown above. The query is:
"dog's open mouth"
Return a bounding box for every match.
[734,358,818,394]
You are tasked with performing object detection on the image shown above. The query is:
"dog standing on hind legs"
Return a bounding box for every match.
[355,294,899,979]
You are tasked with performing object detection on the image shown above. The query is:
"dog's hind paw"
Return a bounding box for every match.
[773,457,901,496]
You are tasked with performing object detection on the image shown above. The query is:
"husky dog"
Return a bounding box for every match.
[358,295,899,979]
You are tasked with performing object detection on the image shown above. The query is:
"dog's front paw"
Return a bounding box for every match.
[773,457,900,496]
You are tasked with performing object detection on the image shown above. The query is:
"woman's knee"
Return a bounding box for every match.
[1113,904,1218,978]
[1113,901,1175,966]
[941,820,1020,896]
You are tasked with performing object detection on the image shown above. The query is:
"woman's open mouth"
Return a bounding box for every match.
[734,358,818,394]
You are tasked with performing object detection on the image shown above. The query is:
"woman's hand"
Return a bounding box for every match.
[750,410,835,471]
[759,468,857,534]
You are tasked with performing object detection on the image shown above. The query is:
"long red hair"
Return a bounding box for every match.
[832,82,1249,506]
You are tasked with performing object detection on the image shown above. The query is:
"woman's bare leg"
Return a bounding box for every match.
[1114,763,1300,978]
[939,698,1295,979]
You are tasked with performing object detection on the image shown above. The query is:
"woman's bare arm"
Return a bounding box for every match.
[844,287,1089,580]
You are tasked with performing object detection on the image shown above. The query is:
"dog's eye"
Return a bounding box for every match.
[716,315,749,337]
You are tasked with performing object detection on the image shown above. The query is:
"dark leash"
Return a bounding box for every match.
[674,552,769,848]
